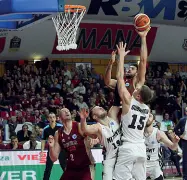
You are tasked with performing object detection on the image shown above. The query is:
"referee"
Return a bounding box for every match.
[174,107,187,180]
[41,113,66,180]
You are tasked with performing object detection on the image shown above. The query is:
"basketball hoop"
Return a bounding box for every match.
[52,5,86,51]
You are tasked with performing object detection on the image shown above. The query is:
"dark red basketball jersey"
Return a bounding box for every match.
[124,77,135,95]
[58,121,92,169]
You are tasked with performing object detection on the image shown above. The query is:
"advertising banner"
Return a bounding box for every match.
[52,23,157,56]
[0,150,103,180]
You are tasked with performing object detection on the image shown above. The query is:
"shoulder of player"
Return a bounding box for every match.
[107,117,118,125]
[56,123,63,127]
[43,125,50,131]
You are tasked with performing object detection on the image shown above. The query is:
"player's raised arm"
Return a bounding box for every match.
[49,131,61,162]
[79,108,101,140]
[158,130,179,151]
[116,42,131,105]
[136,28,150,87]
[104,51,117,89]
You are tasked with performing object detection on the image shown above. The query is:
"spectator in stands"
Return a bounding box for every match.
[164,68,172,78]
[167,129,182,177]
[160,113,174,132]
[175,106,187,180]
[23,133,41,150]
[41,113,66,180]
[6,136,23,149]
[8,116,17,138]
[63,65,72,79]
[17,124,32,143]
[71,75,80,87]
[76,96,88,110]
[33,110,41,124]
[0,92,9,111]
[73,82,86,95]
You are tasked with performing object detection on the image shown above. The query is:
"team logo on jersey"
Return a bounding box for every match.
[72,134,77,139]
[110,122,114,126]
[125,83,130,87]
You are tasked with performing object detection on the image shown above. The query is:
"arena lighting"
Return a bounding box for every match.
[34,59,41,64]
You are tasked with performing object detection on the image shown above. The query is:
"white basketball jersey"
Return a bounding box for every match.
[99,118,121,160]
[144,127,161,165]
[121,97,149,143]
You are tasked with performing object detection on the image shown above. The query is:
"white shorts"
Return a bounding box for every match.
[147,161,163,179]
[103,158,116,180]
[113,143,146,180]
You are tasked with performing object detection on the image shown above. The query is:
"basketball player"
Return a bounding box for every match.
[80,107,120,180]
[113,42,153,180]
[104,28,150,107]
[48,108,96,180]
[145,113,179,180]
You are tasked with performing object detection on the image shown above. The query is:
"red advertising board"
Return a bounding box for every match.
[0,37,6,54]
[52,23,157,56]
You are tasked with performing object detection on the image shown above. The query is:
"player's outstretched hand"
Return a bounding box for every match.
[171,133,180,144]
[116,42,130,57]
[110,50,117,64]
[48,135,55,148]
[78,108,89,120]
[135,26,151,37]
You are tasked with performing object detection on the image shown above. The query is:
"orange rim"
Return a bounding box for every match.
[65,5,86,13]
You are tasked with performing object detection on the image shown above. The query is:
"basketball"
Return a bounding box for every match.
[134,13,150,32]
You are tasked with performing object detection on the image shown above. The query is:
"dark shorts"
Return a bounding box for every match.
[60,166,92,180]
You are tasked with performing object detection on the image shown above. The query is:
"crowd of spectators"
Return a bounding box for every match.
[0,60,186,172]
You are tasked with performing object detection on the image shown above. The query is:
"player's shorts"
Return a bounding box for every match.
[60,165,94,180]
[113,142,146,180]
[103,158,116,180]
[147,161,163,179]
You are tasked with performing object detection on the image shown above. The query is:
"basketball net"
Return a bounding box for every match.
[52,5,86,51]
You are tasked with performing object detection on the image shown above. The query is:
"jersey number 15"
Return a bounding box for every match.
[128,115,146,130]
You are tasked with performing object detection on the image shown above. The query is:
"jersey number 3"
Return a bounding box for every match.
[128,115,146,130]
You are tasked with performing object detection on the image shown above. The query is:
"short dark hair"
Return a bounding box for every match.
[48,112,56,118]
[140,85,153,103]
[11,136,18,141]
[22,124,28,129]
[129,63,138,70]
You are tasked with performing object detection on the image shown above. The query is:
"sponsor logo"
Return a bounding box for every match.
[72,134,77,139]
[9,36,21,52]
[0,171,36,180]
[0,156,10,161]
[87,0,187,21]
[52,23,157,55]
[17,152,47,164]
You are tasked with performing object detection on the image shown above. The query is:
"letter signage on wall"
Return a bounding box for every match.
[52,23,157,55]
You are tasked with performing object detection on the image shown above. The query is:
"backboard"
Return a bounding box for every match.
[0,0,64,30]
